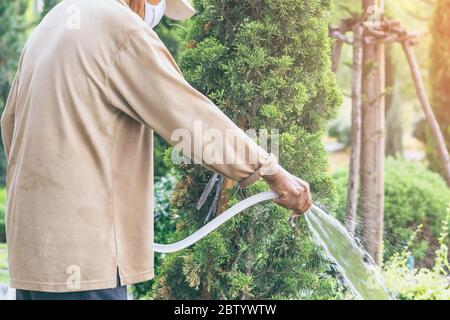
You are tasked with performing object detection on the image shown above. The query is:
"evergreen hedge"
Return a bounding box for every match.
[150,0,342,299]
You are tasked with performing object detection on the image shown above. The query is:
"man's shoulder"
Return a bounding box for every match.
[40,0,142,33]
[84,0,144,32]
[32,0,146,53]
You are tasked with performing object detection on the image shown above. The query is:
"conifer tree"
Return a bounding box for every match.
[151,0,342,299]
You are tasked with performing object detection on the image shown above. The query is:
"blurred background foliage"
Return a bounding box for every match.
[333,158,450,265]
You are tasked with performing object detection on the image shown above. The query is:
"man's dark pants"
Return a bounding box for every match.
[15,274,127,300]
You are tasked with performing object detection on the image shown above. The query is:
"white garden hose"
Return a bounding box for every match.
[153,191,280,253]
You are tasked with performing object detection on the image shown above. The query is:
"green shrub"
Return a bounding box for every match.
[383,209,450,300]
[150,0,342,300]
[328,119,351,147]
[153,135,171,177]
[132,172,179,298]
[333,158,450,264]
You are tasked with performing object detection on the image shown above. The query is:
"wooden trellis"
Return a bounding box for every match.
[330,17,450,242]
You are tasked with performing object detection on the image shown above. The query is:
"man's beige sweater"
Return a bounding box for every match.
[0,0,274,292]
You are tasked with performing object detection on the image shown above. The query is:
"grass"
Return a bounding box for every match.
[0,243,8,284]
[0,272,8,284]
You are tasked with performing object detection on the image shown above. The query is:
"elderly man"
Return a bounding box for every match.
[1,0,312,300]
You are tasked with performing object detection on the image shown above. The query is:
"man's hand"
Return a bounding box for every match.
[262,165,312,216]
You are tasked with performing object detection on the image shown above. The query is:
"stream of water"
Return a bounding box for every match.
[305,205,392,300]
[155,190,393,300]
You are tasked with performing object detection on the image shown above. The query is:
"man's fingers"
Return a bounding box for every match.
[271,183,312,215]
[298,195,312,214]
[265,168,312,216]
[272,197,281,204]
[300,182,312,213]
[301,199,312,213]
[272,192,287,205]
[294,200,311,216]
[295,189,307,212]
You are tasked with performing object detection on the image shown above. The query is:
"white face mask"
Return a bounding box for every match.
[144,0,166,29]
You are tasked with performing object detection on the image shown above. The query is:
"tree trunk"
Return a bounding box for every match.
[359,0,385,265]
[331,20,347,73]
[345,23,364,236]
[402,41,450,187]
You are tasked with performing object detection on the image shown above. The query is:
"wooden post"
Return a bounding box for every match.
[359,0,385,265]
[332,20,347,73]
[345,23,364,236]
[402,41,450,186]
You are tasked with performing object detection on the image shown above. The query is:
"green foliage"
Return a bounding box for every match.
[328,118,351,147]
[152,173,180,246]
[133,172,180,298]
[153,135,171,177]
[333,158,450,264]
[428,0,450,175]
[150,0,342,299]
[154,17,188,59]
[383,209,450,300]
[0,1,30,185]
[40,0,60,20]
